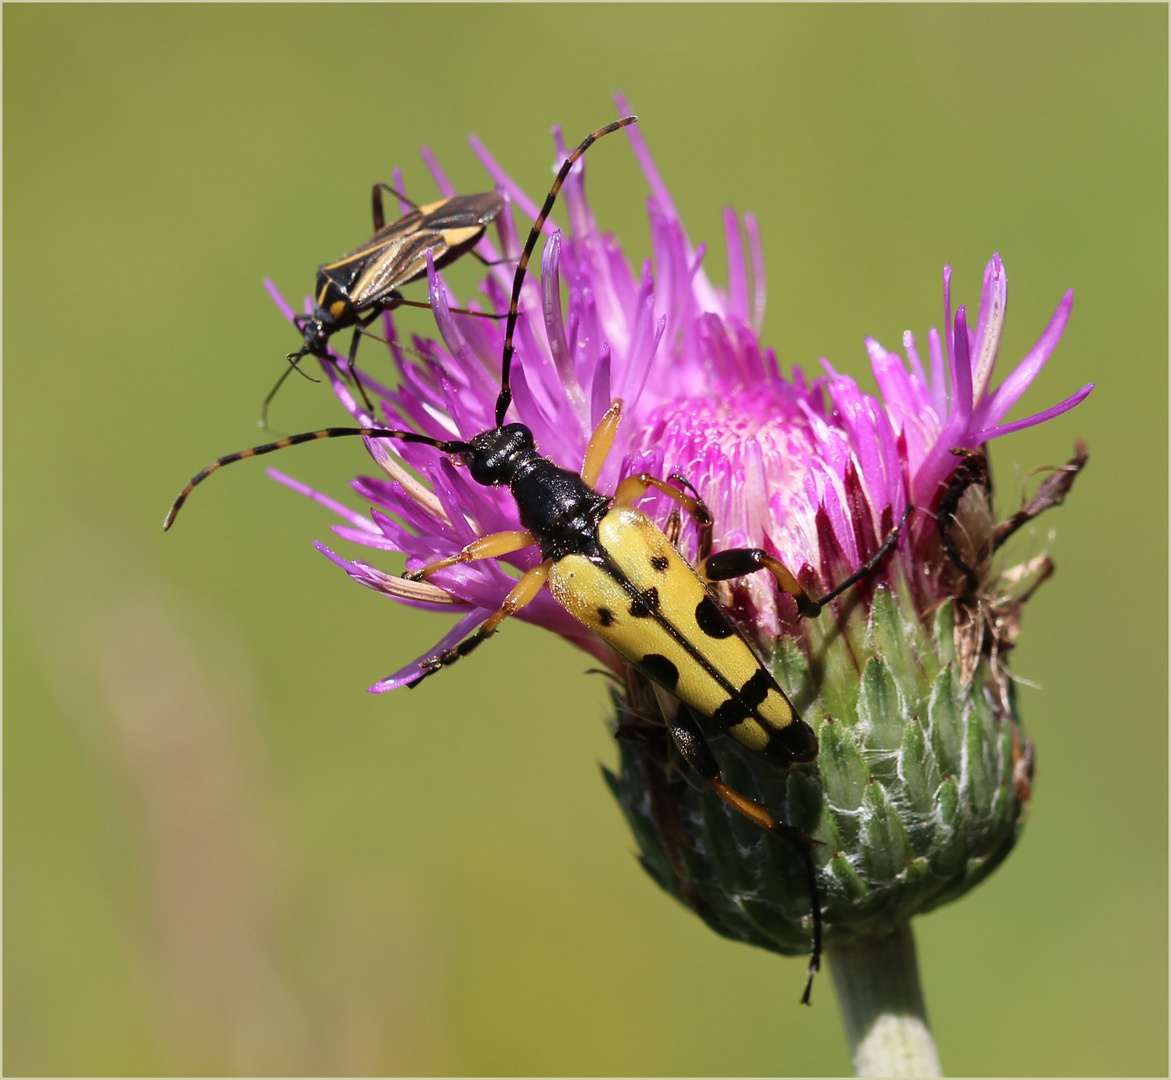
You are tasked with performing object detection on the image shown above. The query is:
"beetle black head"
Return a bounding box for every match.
[464,424,535,486]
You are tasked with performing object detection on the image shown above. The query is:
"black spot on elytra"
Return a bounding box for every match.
[711,697,749,731]
[769,716,818,763]
[629,587,660,618]
[650,554,669,572]
[739,668,774,708]
[639,653,680,691]
[596,607,615,627]
[695,594,735,639]
[710,669,780,734]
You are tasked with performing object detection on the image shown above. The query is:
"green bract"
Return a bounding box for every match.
[606,567,1032,955]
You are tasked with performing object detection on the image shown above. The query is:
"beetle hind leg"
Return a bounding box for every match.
[652,687,823,1004]
[702,504,914,619]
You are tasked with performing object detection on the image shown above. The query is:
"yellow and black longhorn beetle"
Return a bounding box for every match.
[266,170,507,425]
[166,115,912,1003]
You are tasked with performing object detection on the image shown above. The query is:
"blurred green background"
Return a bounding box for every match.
[5,5,1166,1076]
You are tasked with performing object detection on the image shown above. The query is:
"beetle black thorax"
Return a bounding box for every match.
[463,424,610,560]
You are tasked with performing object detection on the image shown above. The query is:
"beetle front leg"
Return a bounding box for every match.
[580,400,624,488]
[408,559,551,686]
[403,530,536,582]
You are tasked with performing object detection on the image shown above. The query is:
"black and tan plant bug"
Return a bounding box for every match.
[264,177,509,426]
[166,114,913,1003]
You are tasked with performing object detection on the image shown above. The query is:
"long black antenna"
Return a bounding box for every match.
[495,115,637,428]
[163,427,471,530]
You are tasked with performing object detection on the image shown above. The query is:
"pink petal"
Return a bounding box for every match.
[971,382,1094,442]
[975,289,1074,432]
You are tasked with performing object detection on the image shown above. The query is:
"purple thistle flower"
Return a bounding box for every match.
[266,115,1091,691]
[262,106,1092,1052]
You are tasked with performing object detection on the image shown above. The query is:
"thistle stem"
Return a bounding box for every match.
[827,922,942,1077]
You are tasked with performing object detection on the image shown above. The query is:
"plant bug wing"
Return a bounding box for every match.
[319,192,505,311]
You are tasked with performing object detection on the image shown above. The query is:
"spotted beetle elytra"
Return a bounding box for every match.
[166,114,913,1003]
[265,172,509,426]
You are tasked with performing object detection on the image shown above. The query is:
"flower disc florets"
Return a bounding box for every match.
[268,103,1092,955]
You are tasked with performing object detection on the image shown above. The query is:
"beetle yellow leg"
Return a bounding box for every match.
[403,529,536,581]
[649,687,796,833]
[613,472,714,558]
[614,471,706,514]
[581,400,625,488]
[702,504,914,619]
[651,686,822,1004]
[702,547,820,617]
[409,559,552,686]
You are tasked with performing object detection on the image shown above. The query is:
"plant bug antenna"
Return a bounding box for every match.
[260,334,444,430]
[260,356,324,429]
